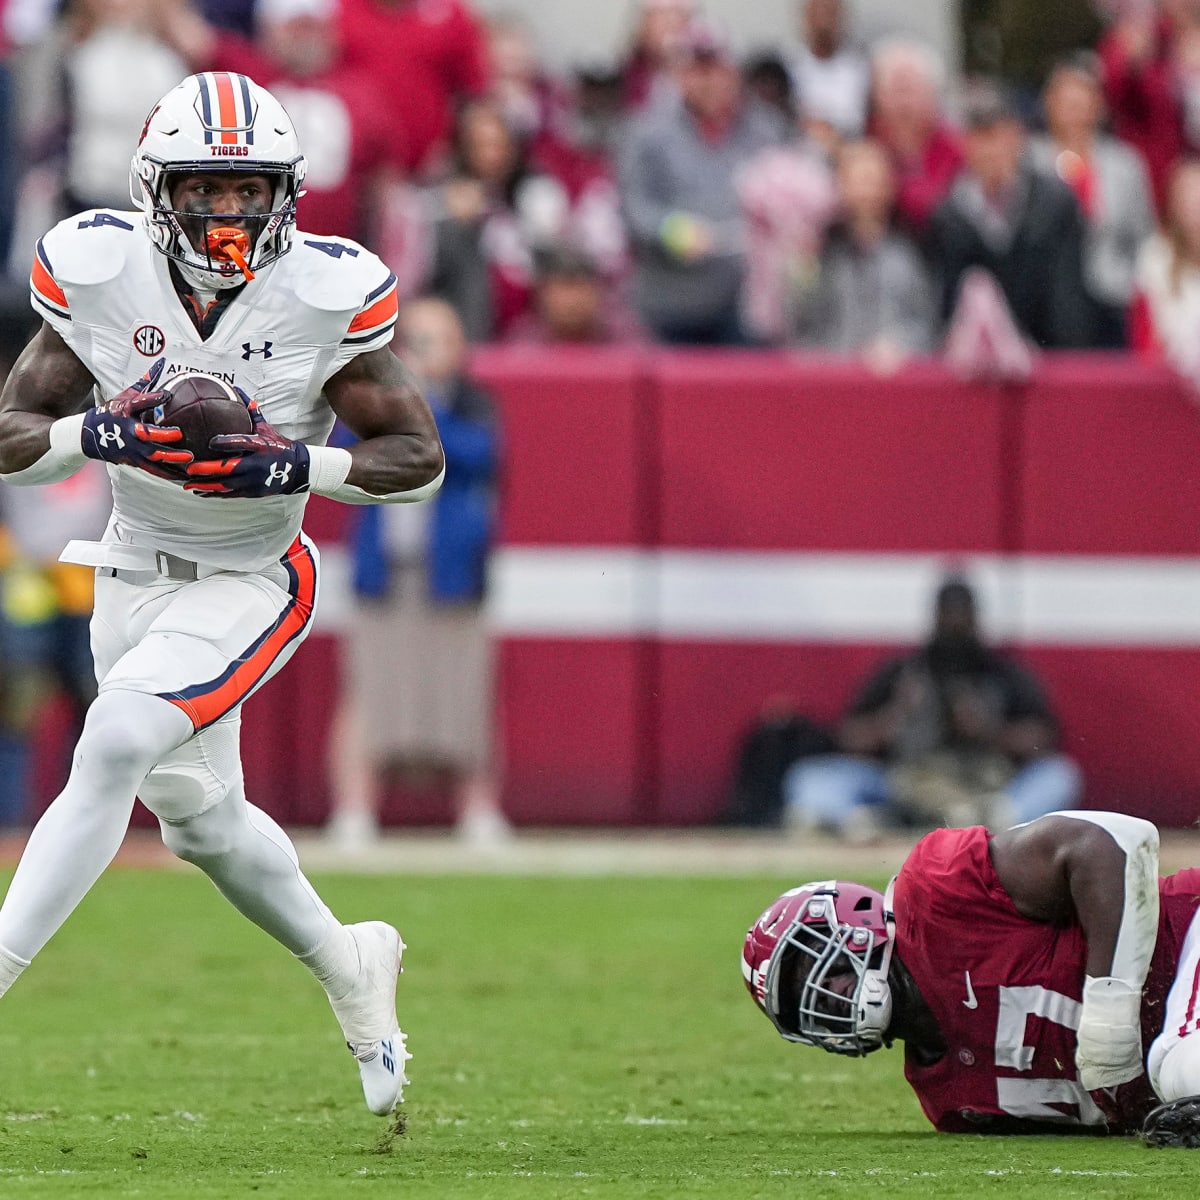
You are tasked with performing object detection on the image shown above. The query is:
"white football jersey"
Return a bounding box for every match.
[30,209,399,570]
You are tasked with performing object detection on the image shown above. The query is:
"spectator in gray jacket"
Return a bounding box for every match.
[1028,53,1155,348]
[617,18,787,344]
[788,138,936,366]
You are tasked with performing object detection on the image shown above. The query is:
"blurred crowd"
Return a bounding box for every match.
[0,0,1197,833]
[0,0,1195,374]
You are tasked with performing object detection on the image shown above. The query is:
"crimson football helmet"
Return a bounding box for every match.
[742,879,896,1056]
[131,73,307,289]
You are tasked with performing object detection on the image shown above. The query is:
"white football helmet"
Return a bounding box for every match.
[131,72,307,290]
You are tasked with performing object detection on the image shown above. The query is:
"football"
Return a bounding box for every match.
[150,372,254,460]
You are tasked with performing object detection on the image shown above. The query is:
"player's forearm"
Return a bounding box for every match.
[0,324,97,477]
[308,435,445,503]
[0,411,86,481]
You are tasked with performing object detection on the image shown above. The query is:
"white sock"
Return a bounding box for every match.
[297,923,360,1001]
[0,944,30,999]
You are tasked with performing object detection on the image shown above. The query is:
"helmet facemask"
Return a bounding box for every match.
[762,885,895,1056]
[134,159,302,290]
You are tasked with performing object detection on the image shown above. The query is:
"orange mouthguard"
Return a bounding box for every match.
[205,227,255,280]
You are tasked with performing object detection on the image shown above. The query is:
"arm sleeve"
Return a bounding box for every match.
[1055,810,1160,985]
[449,4,491,95]
[998,656,1055,722]
[891,243,937,354]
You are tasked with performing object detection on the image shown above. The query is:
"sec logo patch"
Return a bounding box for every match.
[133,325,165,356]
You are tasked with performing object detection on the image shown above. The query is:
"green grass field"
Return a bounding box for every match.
[0,863,1196,1198]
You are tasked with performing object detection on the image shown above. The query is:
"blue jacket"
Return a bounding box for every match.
[350,377,500,603]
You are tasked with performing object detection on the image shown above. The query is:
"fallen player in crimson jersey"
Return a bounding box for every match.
[743,810,1200,1146]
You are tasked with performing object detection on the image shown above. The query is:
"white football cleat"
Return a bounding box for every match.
[327,921,411,1114]
[352,1030,412,1116]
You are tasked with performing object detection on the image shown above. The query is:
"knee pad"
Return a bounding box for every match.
[138,715,242,824]
[141,765,223,829]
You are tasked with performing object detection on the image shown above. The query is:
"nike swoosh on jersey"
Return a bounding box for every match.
[963,971,979,1009]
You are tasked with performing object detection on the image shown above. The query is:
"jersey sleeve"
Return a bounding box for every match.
[342,268,399,351]
[29,233,72,334]
[320,260,399,381]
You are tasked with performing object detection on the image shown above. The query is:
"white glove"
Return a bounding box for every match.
[1076,975,1144,1090]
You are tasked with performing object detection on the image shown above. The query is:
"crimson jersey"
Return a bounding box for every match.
[894,825,1200,1133]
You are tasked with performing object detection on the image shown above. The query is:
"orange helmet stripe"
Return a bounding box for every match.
[214,72,239,144]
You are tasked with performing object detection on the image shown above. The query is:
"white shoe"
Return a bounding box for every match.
[352,1031,411,1117]
[327,921,411,1114]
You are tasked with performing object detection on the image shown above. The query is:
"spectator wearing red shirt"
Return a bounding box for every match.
[337,0,490,179]
[1097,0,1200,215]
[165,0,395,243]
[867,36,963,238]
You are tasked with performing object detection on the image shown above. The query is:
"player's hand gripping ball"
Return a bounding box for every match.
[81,356,195,479]
[184,389,312,498]
[149,371,255,461]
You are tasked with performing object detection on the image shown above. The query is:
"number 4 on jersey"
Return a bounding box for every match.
[304,240,359,260]
[78,213,135,231]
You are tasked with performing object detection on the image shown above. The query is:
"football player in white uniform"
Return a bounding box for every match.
[0,72,445,1116]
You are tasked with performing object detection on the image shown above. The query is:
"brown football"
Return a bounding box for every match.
[151,372,254,460]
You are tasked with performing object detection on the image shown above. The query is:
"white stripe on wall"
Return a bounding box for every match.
[313,546,1200,647]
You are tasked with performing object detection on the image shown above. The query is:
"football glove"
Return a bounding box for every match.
[183,389,311,497]
[80,357,192,478]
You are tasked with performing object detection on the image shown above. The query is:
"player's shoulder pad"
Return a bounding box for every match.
[288,234,393,314]
[40,210,141,286]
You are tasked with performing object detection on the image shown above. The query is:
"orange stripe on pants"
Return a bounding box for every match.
[166,541,316,730]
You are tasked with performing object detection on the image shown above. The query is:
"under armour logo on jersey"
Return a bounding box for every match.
[96,424,126,449]
[266,462,292,487]
[241,342,273,360]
